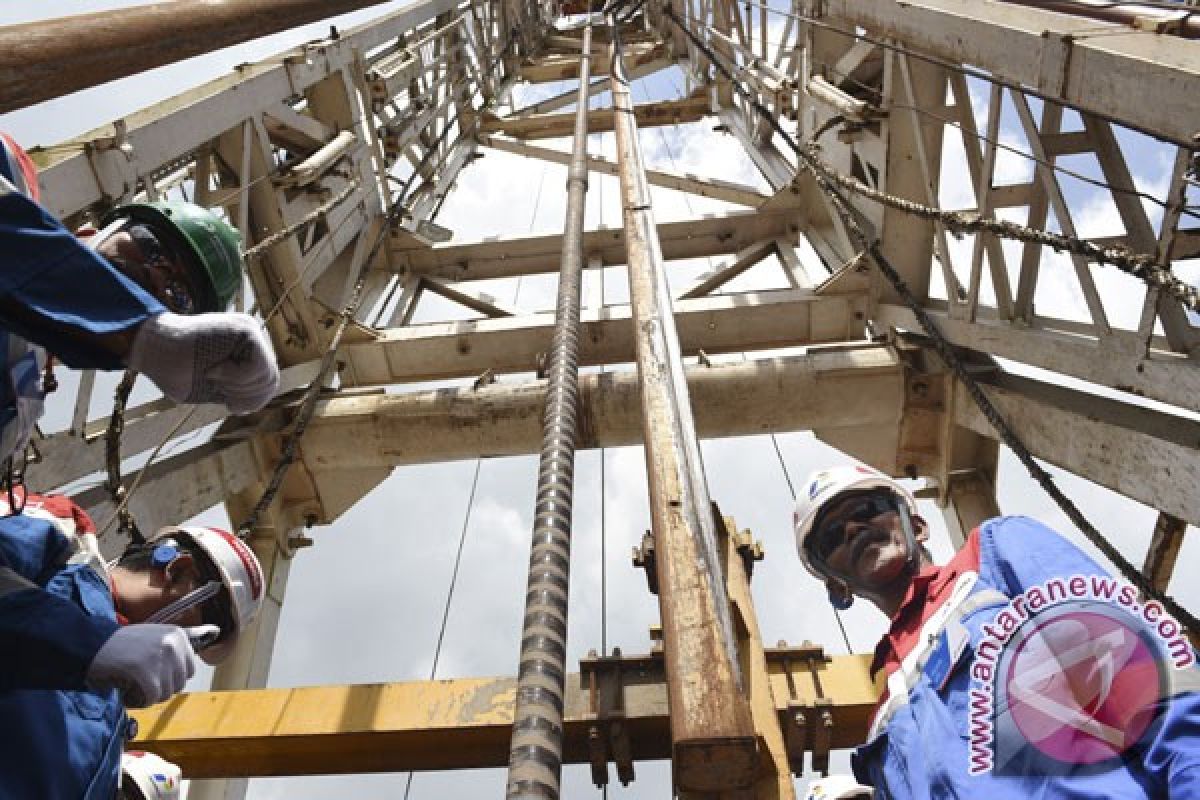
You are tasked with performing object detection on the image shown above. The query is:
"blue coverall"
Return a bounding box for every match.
[854,516,1200,798]
[0,137,163,797]
[0,495,130,799]
[0,135,165,462]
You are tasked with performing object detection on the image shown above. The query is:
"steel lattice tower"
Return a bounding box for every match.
[4,0,1199,797]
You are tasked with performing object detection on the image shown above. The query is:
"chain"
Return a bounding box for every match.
[665,7,1200,636]
[801,143,1200,312]
[99,28,515,539]
[242,180,360,261]
[96,182,355,539]
[235,264,371,538]
[236,34,516,537]
[103,370,144,543]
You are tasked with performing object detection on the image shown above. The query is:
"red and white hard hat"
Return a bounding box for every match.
[150,525,265,665]
[804,775,875,799]
[792,464,915,577]
[120,751,181,800]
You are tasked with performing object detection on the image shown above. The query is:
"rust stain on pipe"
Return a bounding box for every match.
[0,0,396,113]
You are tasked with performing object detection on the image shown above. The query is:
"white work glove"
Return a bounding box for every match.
[128,312,280,413]
[86,623,216,708]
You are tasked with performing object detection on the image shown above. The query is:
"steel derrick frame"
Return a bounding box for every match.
[5,0,1200,793]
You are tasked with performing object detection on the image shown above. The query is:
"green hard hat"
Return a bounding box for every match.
[104,201,242,313]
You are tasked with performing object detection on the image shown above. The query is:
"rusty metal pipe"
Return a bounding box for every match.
[0,0,397,114]
[607,15,757,794]
[996,0,1200,38]
[504,24,593,800]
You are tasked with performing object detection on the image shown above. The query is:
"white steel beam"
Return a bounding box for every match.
[876,302,1200,413]
[392,207,804,279]
[73,440,263,557]
[300,346,904,470]
[479,134,770,207]
[677,238,777,298]
[480,93,709,139]
[954,370,1200,527]
[340,287,867,384]
[79,347,903,526]
[33,0,462,218]
[822,0,1200,147]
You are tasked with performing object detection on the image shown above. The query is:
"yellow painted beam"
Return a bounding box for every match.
[131,658,880,778]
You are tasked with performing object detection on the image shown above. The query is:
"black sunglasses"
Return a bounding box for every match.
[809,492,898,564]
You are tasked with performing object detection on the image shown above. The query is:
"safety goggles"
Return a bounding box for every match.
[142,543,228,650]
[93,218,197,314]
[809,491,898,565]
[128,224,196,314]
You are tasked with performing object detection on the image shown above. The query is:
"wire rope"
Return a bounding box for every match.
[735,31,1200,223]
[769,432,854,653]
[726,0,1200,149]
[104,34,516,537]
[628,70,864,657]
[402,456,485,800]
[668,6,1200,635]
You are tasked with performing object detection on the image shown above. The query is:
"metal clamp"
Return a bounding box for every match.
[770,641,834,776]
[581,648,641,788]
[631,530,658,594]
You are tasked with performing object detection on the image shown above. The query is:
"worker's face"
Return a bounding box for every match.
[153,553,207,628]
[88,224,200,314]
[812,491,925,588]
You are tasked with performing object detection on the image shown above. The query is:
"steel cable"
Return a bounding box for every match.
[666,6,1200,636]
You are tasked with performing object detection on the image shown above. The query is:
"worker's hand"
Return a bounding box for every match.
[128,312,280,413]
[86,623,209,708]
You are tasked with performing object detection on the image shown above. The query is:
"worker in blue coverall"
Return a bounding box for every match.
[0,136,276,797]
[792,464,1200,799]
[0,489,265,799]
[0,134,278,470]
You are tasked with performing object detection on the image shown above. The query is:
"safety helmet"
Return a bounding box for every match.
[149,525,265,665]
[793,464,916,579]
[103,201,242,313]
[804,775,875,799]
[120,751,181,800]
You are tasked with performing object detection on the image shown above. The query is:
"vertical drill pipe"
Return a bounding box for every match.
[0,0,398,114]
[504,24,593,800]
[607,16,757,793]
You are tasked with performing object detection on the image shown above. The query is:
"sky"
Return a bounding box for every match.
[3,3,1200,799]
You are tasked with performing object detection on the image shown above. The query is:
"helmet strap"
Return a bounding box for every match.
[86,218,129,251]
[897,501,921,576]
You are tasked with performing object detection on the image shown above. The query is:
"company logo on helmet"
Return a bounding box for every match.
[212,527,264,598]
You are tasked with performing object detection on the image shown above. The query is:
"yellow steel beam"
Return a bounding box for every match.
[130,657,879,778]
[718,510,795,799]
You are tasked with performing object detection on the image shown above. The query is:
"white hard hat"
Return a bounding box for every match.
[793,464,915,578]
[120,751,181,800]
[150,525,265,665]
[804,775,875,800]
